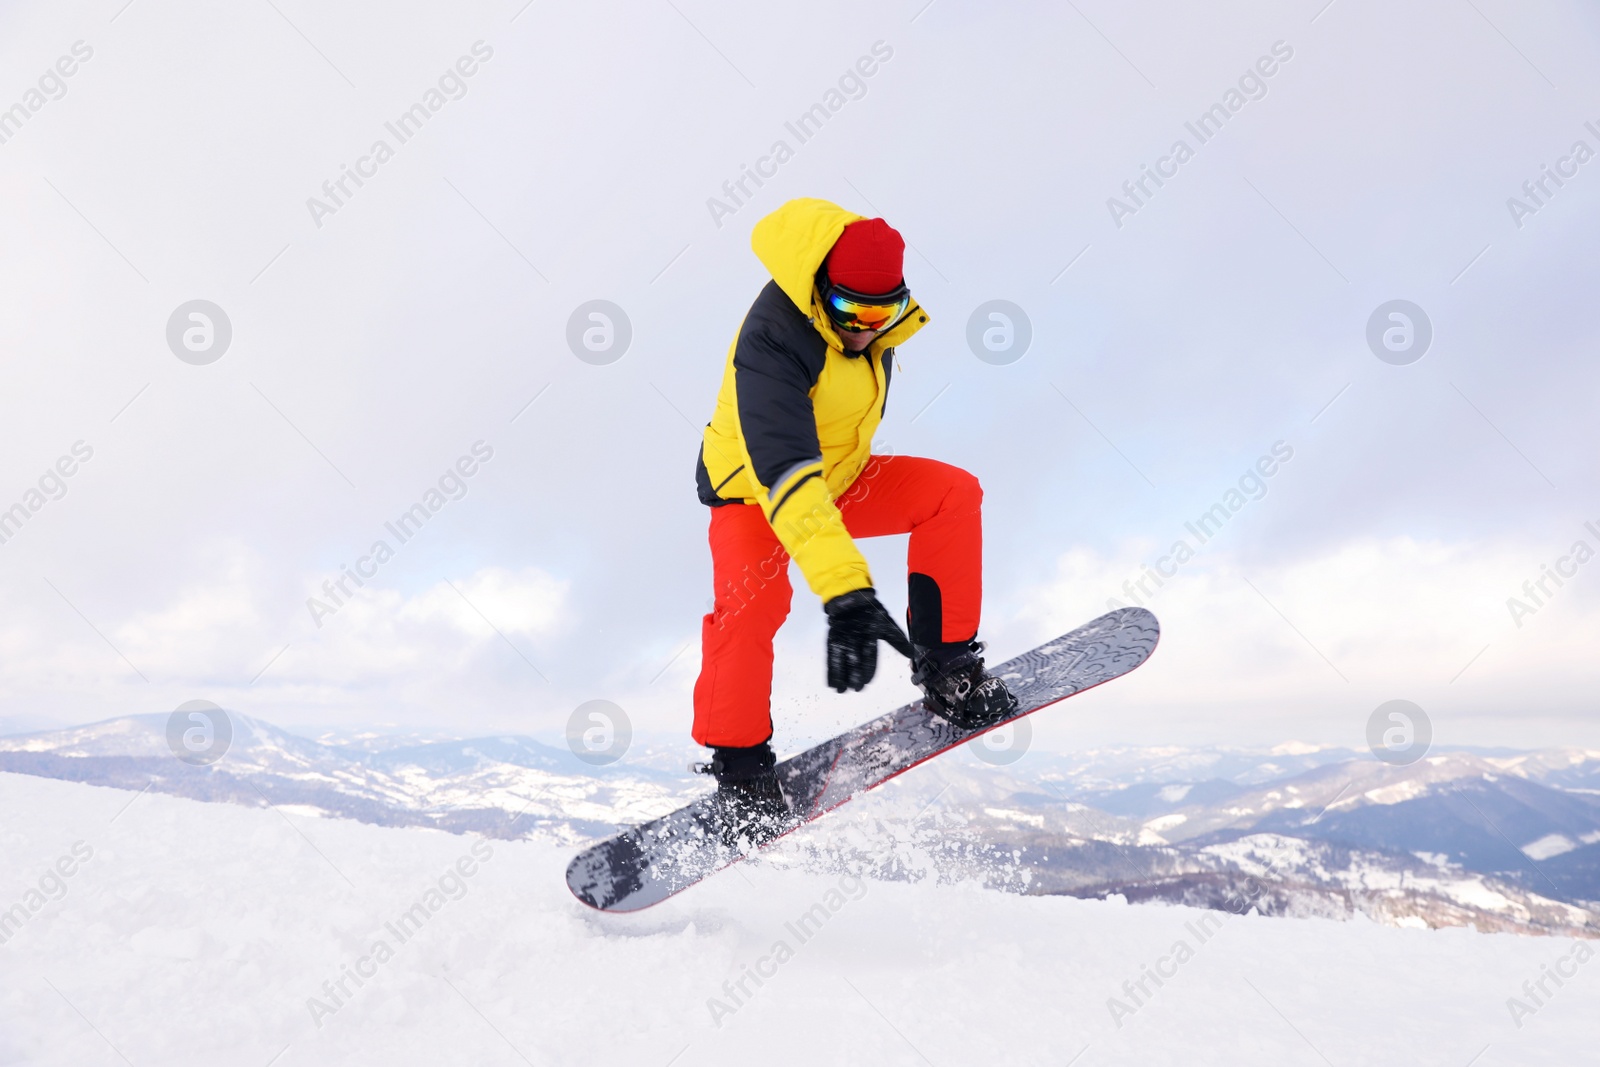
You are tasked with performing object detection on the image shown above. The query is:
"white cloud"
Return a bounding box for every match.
[396,567,566,638]
[1000,536,1600,747]
[0,546,571,730]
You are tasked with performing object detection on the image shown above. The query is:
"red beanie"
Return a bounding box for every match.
[825,218,905,295]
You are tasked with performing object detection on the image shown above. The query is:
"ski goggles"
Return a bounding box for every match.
[822,281,911,334]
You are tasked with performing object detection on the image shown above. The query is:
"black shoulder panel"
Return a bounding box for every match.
[733,281,828,492]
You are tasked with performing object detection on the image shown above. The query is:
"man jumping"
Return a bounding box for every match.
[692,197,1015,838]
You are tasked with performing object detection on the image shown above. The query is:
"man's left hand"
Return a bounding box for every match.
[823,588,914,693]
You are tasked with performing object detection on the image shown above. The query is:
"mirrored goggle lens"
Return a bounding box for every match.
[825,290,910,332]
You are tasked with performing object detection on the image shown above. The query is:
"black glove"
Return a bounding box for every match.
[824,588,914,693]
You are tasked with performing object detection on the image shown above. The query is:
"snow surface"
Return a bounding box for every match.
[1,772,1595,1066]
[1522,833,1579,861]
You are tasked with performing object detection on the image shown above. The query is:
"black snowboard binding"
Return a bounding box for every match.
[912,639,1018,729]
[692,742,793,849]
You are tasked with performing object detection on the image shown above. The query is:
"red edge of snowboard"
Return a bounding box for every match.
[570,615,1161,913]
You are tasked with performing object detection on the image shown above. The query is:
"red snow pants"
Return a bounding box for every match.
[692,455,983,748]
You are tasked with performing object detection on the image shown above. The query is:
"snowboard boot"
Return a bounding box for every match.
[912,639,1019,729]
[693,742,793,849]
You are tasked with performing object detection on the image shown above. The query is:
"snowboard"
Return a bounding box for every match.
[565,606,1160,912]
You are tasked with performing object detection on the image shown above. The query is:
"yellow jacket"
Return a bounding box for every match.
[695,198,928,602]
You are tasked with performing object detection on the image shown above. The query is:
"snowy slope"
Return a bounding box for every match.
[2,772,1597,1067]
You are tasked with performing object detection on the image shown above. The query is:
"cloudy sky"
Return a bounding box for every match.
[1,0,1597,756]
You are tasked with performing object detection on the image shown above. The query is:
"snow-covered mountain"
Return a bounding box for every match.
[0,713,699,844]
[1020,746,1600,902]
[3,715,1597,939]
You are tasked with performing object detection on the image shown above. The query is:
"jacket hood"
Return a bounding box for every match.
[751,198,867,313]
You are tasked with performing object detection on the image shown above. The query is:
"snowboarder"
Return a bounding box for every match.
[691,197,1016,839]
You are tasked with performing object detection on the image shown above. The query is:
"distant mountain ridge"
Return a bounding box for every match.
[0,713,693,843]
[2,715,1596,937]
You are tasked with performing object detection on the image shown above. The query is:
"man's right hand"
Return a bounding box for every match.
[823,588,914,693]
